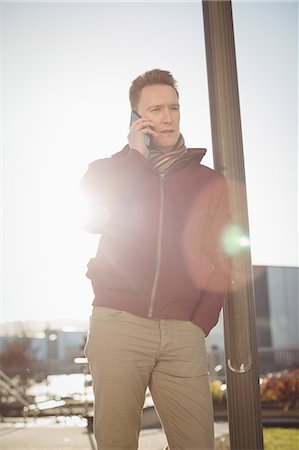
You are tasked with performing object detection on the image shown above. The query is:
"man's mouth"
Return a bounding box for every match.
[161,130,175,134]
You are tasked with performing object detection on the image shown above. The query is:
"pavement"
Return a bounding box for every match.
[0,417,229,450]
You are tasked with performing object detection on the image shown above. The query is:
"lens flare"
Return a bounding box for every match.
[222,225,250,256]
[79,189,110,232]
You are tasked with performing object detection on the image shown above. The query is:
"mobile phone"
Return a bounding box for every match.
[130,111,151,147]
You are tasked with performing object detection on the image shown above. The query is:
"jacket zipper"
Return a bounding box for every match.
[148,175,165,317]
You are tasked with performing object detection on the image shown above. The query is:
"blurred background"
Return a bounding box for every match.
[1,0,298,438]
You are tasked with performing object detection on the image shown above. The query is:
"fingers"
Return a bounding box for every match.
[131,117,153,131]
[138,126,157,138]
[129,118,157,138]
[128,117,157,156]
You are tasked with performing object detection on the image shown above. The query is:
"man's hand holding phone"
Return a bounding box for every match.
[128,111,157,158]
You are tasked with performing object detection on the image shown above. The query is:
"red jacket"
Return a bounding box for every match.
[81,146,231,336]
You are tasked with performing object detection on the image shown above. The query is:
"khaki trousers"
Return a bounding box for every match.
[85,307,214,450]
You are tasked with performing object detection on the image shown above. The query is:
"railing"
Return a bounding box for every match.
[0,368,66,418]
[0,369,33,407]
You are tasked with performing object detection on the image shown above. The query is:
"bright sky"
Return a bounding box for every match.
[1,1,298,323]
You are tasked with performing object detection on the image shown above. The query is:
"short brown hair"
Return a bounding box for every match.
[129,69,179,111]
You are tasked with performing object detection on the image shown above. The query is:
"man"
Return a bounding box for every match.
[81,69,231,450]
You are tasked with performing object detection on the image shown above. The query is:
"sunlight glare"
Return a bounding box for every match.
[222,224,251,256]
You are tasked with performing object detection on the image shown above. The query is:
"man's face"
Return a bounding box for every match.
[137,84,180,152]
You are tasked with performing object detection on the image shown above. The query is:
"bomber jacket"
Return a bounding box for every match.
[81,145,231,336]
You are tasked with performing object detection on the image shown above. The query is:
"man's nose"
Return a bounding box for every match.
[162,108,172,123]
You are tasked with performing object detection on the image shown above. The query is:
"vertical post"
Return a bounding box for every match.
[202,1,264,449]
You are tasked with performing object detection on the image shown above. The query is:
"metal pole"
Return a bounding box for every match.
[202,1,264,449]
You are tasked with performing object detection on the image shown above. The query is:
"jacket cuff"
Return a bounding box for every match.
[191,291,225,337]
